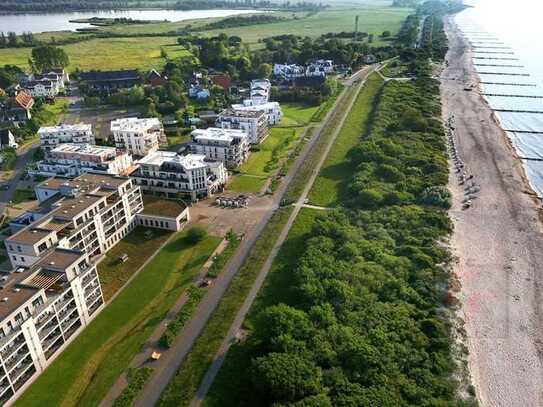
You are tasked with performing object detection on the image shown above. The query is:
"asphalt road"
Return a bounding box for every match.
[132,66,374,407]
[0,142,39,218]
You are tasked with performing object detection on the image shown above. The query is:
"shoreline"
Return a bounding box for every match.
[442,14,543,407]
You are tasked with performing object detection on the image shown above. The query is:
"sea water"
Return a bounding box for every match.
[456,0,543,195]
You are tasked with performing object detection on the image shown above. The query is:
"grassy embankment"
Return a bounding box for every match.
[0,37,190,72]
[308,72,383,206]
[15,230,221,407]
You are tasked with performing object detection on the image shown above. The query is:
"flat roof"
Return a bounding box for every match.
[54,194,104,221]
[8,227,53,245]
[138,152,209,170]
[36,248,83,271]
[37,173,130,193]
[192,127,246,143]
[219,108,265,119]
[110,117,162,132]
[142,196,186,218]
[38,123,92,134]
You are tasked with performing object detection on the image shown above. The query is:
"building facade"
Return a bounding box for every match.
[6,174,144,268]
[190,128,249,169]
[38,124,94,152]
[231,101,282,126]
[35,144,134,177]
[216,109,268,145]
[133,152,227,201]
[110,118,165,157]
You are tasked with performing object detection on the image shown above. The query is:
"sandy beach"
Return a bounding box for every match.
[442,16,543,407]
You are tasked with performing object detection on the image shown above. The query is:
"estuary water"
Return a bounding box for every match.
[0,9,261,35]
[456,0,543,195]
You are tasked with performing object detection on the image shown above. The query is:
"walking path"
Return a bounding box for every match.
[99,238,228,406]
[130,66,374,407]
[189,71,371,407]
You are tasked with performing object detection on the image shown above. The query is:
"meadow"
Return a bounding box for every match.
[0,37,190,72]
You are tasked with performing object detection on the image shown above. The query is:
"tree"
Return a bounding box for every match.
[381,30,391,38]
[256,63,272,78]
[29,45,70,73]
[7,32,17,47]
[252,353,323,402]
[0,32,6,47]
[186,226,207,244]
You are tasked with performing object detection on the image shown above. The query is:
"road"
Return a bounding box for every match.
[189,70,370,407]
[132,66,374,407]
[0,141,39,218]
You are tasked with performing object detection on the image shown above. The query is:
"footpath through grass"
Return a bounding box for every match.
[158,208,293,407]
[15,231,221,407]
[308,73,384,206]
[203,208,320,407]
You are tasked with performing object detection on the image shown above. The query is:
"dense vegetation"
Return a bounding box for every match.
[197,14,285,31]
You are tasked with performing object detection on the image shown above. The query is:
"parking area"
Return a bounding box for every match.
[187,192,276,237]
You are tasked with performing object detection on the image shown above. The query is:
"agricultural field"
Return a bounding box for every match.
[0,37,190,72]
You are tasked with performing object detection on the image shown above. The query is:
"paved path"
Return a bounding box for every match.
[131,66,373,407]
[189,71,371,407]
[0,141,39,218]
[99,239,227,406]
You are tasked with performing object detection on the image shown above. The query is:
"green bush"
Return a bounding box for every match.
[186,226,207,244]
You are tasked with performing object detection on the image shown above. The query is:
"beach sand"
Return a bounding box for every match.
[442,16,543,407]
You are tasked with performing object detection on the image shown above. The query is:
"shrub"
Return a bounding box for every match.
[186,226,207,244]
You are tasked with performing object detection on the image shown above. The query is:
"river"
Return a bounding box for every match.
[456,0,543,195]
[0,9,262,35]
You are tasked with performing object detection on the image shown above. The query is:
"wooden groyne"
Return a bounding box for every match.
[477,72,530,76]
[472,46,513,49]
[480,82,537,87]
[483,94,543,99]
[473,57,520,61]
[474,64,524,68]
[494,109,543,114]
[474,51,515,55]
[505,130,543,135]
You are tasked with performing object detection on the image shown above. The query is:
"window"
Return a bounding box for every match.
[20,257,25,262]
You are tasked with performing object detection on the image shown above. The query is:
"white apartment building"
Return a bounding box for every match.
[216,109,268,145]
[231,101,282,126]
[249,79,271,105]
[6,174,144,268]
[0,248,104,405]
[36,143,134,177]
[38,124,94,152]
[190,128,249,169]
[133,152,227,201]
[110,118,166,157]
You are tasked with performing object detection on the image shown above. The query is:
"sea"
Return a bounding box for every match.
[456,0,543,195]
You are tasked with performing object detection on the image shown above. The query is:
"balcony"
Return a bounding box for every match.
[10,359,35,391]
[5,347,30,373]
[54,295,75,314]
[43,333,64,360]
[0,334,25,360]
[88,297,103,317]
[62,319,82,341]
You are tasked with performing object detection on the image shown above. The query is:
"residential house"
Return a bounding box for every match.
[38,124,94,151]
[188,85,210,100]
[35,143,134,177]
[306,59,334,77]
[249,79,271,105]
[78,70,141,92]
[110,117,166,157]
[133,151,227,201]
[216,109,268,145]
[190,127,249,168]
[231,101,282,126]
[273,63,305,80]
[197,110,219,126]
[209,74,231,90]
[147,70,168,88]
[0,91,34,125]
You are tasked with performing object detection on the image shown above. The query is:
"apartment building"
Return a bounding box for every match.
[216,109,268,145]
[35,143,134,177]
[110,117,166,157]
[133,151,227,201]
[0,248,104,405]
[6,174,144,268]
[190,128,249,169]
[38,124,94,152]
[249,79,271,105]
[231,101,282,126]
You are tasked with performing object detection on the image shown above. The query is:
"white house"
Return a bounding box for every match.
[190,127,249,168]
[306,59,334,77]
[216,109,268,145]
[110,117,166,157]
[133,151,227,201]
[38,124,94,151]
[249,79,271,105]
[273,63,305,80]
[35,143,134,177]
[0,128,18,150]
[231,101,282,126]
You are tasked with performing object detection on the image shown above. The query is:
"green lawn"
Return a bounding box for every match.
[0,37,191,72]
[280,103,321,126]
[159,208,293,407]
[308,73,383,207]
[227,175,267,194]
[10,188,36,205]
[97,226,172,300]
[239,127,301,177]
[203,208,320,407]
[15,231,221,407]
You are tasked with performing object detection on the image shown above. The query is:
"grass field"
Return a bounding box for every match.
[239,127,301,177]
[308,73,383,206]
[280,103,321,126]
[227,174,267,193]
[0,37,190,72]
[97,226,172,300]
[10,188,35,205]
[159,208,293,407]
[203,208,320,407]
[203,7,411,47]
[15,231,221,407]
